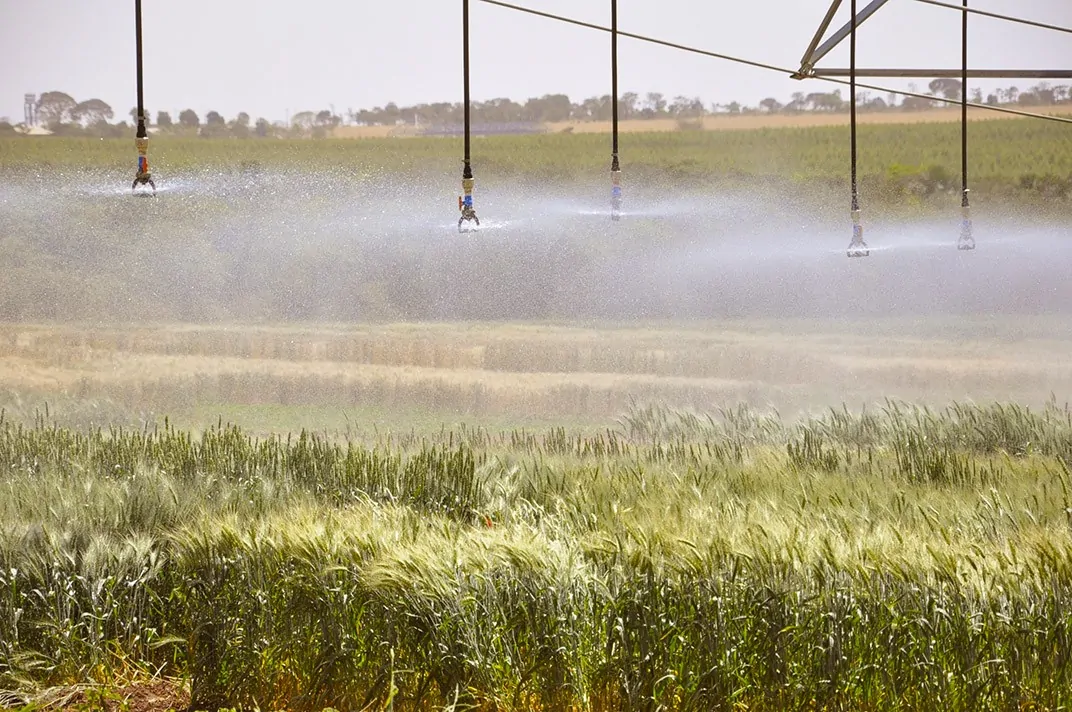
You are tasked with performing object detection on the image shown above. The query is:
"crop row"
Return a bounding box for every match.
[2,399,1072,709]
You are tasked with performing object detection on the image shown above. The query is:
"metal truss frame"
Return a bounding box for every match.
[792,0,1072,81]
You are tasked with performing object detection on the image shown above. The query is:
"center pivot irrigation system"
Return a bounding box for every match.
[130,0,1071,254]
[792,0,1072,256]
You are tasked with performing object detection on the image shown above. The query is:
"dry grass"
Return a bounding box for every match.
[1,319,1070,433]
[327,106,1072,139]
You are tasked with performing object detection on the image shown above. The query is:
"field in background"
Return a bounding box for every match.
[3,117,1070,200]
[330,105,1072,138]
[2,319,1070,437]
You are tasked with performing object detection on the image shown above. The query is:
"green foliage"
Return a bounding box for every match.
[3,399,1072,709]
[1,117,1070,199]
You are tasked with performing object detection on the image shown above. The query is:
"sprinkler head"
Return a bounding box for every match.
[847,209,869,258]
[957,205,975,251]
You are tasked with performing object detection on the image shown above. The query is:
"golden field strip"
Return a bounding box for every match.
[333,105,1072,138]
[2,319,1070,434]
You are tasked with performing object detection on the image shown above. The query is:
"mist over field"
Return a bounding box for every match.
[1,163,1069,324]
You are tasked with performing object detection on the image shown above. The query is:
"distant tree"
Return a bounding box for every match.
[726,101,741,114]
[0,120,16,136]
[644,92,667,116]
[806,91,842,112]
[230,111,251,137]
[1032,83,1055,104]
[36,91,77,125]
[70,99,113,127]
[618,92,639,120]
[534,94,571,122]
[200,110,227,137]
[1006,86,1020,103]
[804,92,825,111]
[1054,85,1070,103]
[178,109,200,130]
[291,111,315,129]
[1017,91,1041,106]
[757,97,781,114]
[156,111,173,129]
[254,117,271,137]
[668,96,702,117]
[986,93,999,105]
[902,94,934,111]
[129,107,151,125]
[928,78,962,101]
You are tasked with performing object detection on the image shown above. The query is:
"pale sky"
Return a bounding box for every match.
[1,0,1069,123]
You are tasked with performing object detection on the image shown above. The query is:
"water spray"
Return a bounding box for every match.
[458,0,480,232]
[610,0,622,221]
[957,0,976,251]
[846,0,869,258]
[131,0,156,195]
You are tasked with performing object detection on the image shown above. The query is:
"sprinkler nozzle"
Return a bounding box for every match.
[957,199,975,251]
[458,176,479,232]
[132,136,156,194]
[847,208,869,258]
[611,168,622,221]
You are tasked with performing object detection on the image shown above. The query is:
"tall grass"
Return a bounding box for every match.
[3,398,1072,709]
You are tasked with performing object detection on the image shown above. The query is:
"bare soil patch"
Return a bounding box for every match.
[5,680,189,712]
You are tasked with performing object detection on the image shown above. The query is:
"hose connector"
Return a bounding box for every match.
[132,135,155,194]
[459,176,479,232]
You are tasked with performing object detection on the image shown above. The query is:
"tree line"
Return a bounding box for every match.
[3,81,1068,138]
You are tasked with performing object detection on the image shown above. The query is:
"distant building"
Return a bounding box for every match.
[420,122,546,137]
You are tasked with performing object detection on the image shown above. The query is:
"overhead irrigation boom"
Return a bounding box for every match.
[132,0,156,195]
[791,0,1070,253]
[478,0,1069,254]
[477,0,1072,126]
[794,0,1072,80]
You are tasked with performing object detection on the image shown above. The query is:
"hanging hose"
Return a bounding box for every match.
[958,0,976,251]
[847,0,869,258]
[610,0,622,220]
[132,0,155,194]
[458,0,480,231]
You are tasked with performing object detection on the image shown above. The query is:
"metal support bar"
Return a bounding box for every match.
[798,0,843,76]
[135,0,145,136]
[813,68,1072,79]
[809,0,892,69]
[132,0,154,194]
[458,0,479,231]
[611,0,619,167]
[610,0,621,220]
[462,0,472,180]
[913,0,1072,36]
[958,0,975,251]
[847,0,869,258]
